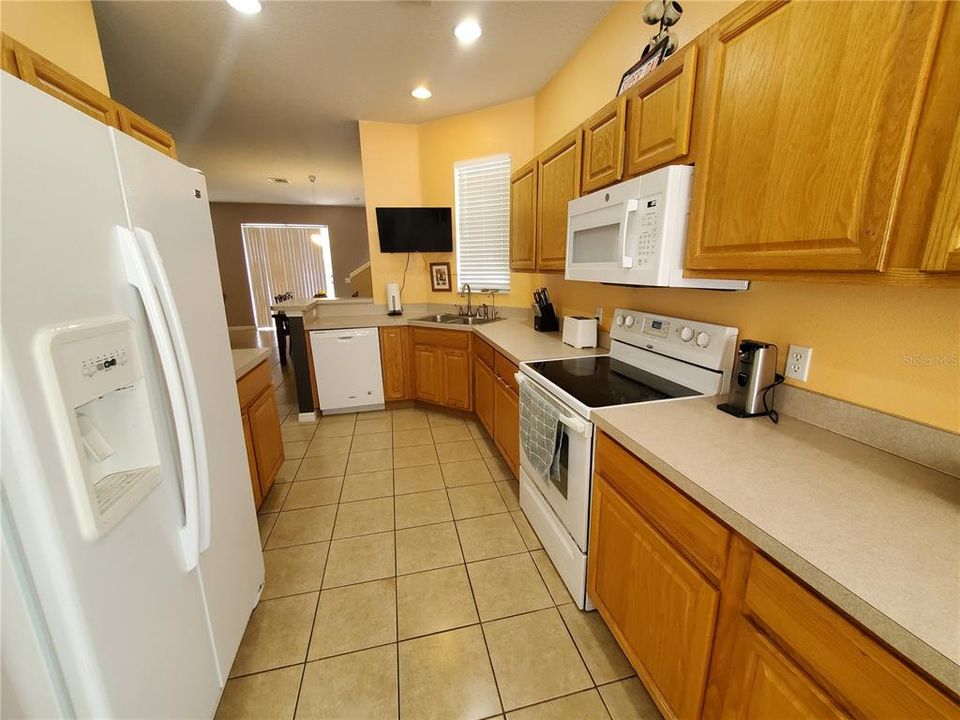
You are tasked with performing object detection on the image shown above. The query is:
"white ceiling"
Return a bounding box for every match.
[94,1,612,205]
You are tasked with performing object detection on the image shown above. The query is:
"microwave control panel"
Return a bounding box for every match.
[630,193,663,267]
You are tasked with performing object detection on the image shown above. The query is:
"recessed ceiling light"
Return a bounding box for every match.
[454,19,482,45]
[226,0,261,15]
[411,86,432,100]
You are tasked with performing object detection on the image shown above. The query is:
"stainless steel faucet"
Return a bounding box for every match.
[460,283,473,317]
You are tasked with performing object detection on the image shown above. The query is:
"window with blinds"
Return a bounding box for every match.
[454,154,511,292]
[241,224,335,329]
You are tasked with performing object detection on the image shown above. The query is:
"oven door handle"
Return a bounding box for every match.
[516,372,590,437]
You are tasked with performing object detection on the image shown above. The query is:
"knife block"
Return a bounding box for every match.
[533,304,560,332]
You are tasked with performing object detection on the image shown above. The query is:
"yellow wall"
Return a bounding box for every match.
[0,0,110,95]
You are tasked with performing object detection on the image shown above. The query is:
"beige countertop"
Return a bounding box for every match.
[592,397,960,693]
[306,315,605,364]
[231,347,271,380]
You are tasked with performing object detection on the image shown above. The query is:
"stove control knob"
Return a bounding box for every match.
[624,315,636,328]
[695,331,711,348]
[680,326,695,342]
[615,314,625,327]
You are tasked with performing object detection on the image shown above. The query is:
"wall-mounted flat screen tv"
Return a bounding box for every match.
[376,207,453,253]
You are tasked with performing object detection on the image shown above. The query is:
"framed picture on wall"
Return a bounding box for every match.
[429,262,452,292]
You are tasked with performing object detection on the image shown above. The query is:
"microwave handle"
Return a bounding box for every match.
[618,199,640,268]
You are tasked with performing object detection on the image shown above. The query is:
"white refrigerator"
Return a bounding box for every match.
[1,75,264,718]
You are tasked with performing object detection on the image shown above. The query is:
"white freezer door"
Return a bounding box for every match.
[111,130,265,681]
[311,328,385,411]
[0,74,221,718]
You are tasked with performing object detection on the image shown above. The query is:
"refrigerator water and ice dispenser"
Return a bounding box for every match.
[38,317,163,539]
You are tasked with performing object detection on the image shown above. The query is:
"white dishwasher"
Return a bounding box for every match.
[309,328,385,414]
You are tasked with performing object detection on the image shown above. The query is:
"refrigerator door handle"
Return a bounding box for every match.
[132,227,211,553]
[118,226,202,571]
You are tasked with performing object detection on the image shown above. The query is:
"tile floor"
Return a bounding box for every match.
[223,332,662,719]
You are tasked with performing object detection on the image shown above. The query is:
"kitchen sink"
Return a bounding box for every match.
[415,313,500,326]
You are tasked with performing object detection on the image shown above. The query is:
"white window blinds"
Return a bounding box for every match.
[454,154,511,292]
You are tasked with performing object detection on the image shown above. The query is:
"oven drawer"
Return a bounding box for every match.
[594,432,729,581]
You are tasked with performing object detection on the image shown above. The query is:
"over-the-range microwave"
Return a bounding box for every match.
[565,165,748,290]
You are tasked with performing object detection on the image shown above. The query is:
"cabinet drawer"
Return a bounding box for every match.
[474,337,495,368]
[744,554,958,719]
[411,327,470,349]
[236,361,271,409]
[594,432,729,581]
[494,353,519,391]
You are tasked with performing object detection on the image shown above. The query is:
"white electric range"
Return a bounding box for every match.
[517,308,738,608]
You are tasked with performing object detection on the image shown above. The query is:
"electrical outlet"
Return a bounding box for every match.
[785,345,813,382]
[594,306,603,324]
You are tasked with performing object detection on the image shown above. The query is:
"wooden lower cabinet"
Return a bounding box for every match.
[439,348,471,410]
[241,413,261,509]
[474,357,495,435]
[411,328,472,411]
[493,377,520,476]
[379,326,413,400]
[237,360,284,510]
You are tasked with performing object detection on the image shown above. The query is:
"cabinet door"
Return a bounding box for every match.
[920,119,960,272]
[380,326,412,400]
[582,96,627,193]
[474,358,495,436]
[624,43,698,177]
[249,387,283,497]
[722,621,849,720]
[686,1,945,272]
[510,159,538,271]
[588,474,719,720]
[493,379,519,477]
[537,129,582,271]
[413,345,441,403]
[11,41,119,128]
[241,411,262,510]
[440,348,471,410]
[118,107,177,159]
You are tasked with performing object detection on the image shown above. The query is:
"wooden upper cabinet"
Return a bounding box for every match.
[686,1,946,273]
[921,125,960,272]
[379,326,412,401]
[582,96,627,194]
[537,129,582,271]
[510,159,538,271]
[624,43,698,178]
[118,107,177,159]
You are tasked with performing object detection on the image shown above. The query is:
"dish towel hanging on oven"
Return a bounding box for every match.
[519,379,564,483]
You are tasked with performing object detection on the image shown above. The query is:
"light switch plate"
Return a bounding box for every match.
[785,345,813,382]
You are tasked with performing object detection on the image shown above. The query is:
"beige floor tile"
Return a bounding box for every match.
[350,430,393,453]
[393,428,434,447]
[448,484,507,519]
[395,489,453,529]
[346,448,393,474]
[506,689,609,720]
[531,550,573,605]
[559,604,635,685]
[597,678,662,720]
[457,513,526,562]
[230,593,317,676]
[215,665,303,720]
[355,417,392,434]
[308,578,397,659]
[430,424,473,443]
[399,626,501,720]
[482,608,592,711]
[259,482,291,514]
[393,444,439,468]
[441,459,494,488]
[281,424,316,443]
[296,453,348,480]
[282,477,342,510]
[340,469,394,502]
[474,437,499,459]
[323,531,395,588]
[496,479,521,511]
[427,411,467,428]
[283,413,317,427]
[266,506,337,549]
[304,435,352,458]
[397,565,479,639]
[393,411,429,430]
[297,645,398,719]
[465,420,487,440]
[468,553,552,621]
[512,510,542,550]
[262,542,328,600]
[436,440,482,463]
[275,459,301,483]
[333,496,395,539]
[359,409,392,419]
[283,441,308,459]
[396,521,463,575]
[394,465,444,495]
[258,513,277,549]
[485,455,515,481]
[312,421,355,440]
